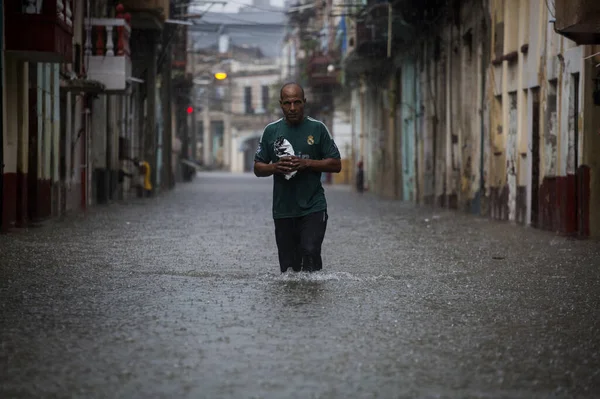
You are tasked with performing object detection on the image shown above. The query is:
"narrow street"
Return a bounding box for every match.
[1,172,599,399]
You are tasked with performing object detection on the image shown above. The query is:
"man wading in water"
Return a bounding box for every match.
[253,83,342,273]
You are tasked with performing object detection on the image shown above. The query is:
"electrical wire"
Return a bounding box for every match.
[190,12,287,26]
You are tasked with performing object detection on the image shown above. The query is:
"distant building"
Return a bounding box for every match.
[186,1,286,171]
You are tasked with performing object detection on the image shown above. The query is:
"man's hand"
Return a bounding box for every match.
[273,158,293,175]
[287,156,310,172]
[255,157,308,177]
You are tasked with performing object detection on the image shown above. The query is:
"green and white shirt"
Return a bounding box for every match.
[254,117,341,219]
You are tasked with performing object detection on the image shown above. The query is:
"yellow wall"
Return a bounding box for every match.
[333,158,352,185]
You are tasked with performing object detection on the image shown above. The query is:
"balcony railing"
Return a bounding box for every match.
[21,0,73,27]
[85,10,132,92]
[5,0,74,62]
[554,0,600,44]
[307,55,339,87]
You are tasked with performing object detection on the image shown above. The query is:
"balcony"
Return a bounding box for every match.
[4,0,74,63]
[121,0,170,29]
[307,54,340,88]
[349,1,415,59]
[356,3,392,58]
[85,16,132,93]
[554,0,600,44]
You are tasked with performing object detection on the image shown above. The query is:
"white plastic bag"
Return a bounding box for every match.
[274,136,297,180]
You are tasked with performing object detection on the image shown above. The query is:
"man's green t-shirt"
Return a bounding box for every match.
[254,117,341,219]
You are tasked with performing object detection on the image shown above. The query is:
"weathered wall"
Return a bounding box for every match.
[415,0,488,212]
[342,0,599,238]
[582,46,600,237]
[355,0,488,208]
[486,0,596,237]
[380,74,398,198]
[401,58,416,202]
[364,82,385,195]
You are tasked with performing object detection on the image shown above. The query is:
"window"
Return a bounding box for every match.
[244,86,253,114]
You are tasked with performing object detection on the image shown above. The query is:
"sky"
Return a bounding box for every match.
[190,0,286,14]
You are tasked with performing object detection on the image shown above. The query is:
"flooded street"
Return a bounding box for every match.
[1,172,599,398]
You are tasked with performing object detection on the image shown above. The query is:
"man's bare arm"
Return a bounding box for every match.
[254,161,275,177]
[254,160,294,177]
[291,157,342,174]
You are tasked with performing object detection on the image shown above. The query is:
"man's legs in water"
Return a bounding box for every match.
[297,211,328,272]
[274,217,302,273]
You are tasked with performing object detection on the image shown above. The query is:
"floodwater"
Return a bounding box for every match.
[1,172,599,398]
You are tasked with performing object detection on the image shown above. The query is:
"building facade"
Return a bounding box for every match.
[1,0,188,232]
[334,0,600,238]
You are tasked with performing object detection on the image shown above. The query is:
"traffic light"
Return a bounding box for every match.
[187,106,193,114]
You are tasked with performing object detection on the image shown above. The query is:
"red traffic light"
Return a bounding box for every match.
[187,106,193,114]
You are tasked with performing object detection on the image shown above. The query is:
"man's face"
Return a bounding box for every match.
[280,85,305,125]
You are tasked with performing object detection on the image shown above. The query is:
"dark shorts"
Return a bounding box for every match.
[274,210,328,273]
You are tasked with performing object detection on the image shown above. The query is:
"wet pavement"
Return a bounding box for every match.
[1,171,599,398]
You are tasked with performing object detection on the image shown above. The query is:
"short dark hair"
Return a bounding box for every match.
[280,82,305,100]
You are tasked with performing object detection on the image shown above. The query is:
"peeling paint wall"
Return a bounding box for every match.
[363,83,385,195]
[489,0,593,236]
[401,59,416,202]
[420,47,435,205]
[355,72,400,197]
[411,0,488,211]
[456,1,487,212]
[344,0,599,238]
[582,45,600,237]
[507,92,518,221]
[544,81,558,177]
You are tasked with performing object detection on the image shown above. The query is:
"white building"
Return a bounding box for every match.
[187,0,286,171]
